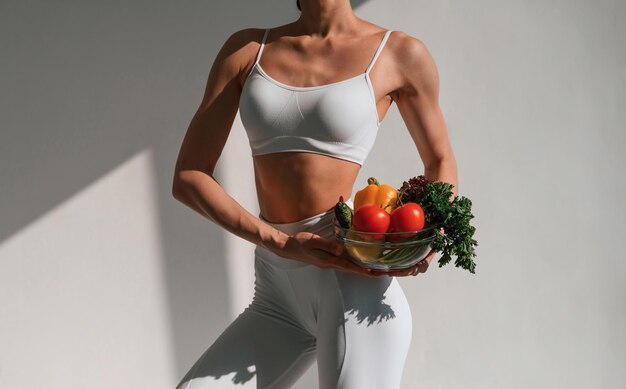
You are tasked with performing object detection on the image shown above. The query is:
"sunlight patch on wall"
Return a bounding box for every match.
[219,114,258,320]
[0,148,176,389]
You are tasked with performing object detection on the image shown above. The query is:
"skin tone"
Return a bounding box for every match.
[172,0,458,278]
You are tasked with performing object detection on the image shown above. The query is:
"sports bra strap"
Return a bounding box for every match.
[365,30,393,75]
[254,28,270,65]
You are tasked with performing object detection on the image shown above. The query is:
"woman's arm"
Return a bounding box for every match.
[393,33,458,197]
[172,28,288,252]
[381,33,458,277]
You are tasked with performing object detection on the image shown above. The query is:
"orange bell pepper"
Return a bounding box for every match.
[353,177,398,214]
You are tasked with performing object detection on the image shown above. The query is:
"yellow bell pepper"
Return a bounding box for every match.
[353,177,398,214]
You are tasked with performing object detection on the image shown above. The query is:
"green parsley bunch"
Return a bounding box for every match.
[397,175,478,273]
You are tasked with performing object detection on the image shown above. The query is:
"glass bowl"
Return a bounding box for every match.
[332,216,440,271]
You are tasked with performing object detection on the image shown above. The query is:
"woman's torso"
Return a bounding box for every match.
[238,23,398,223]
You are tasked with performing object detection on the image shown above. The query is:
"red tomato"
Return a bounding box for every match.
[352,204,390,240]
[390,202,425,239]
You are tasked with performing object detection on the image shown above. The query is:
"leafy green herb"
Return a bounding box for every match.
[397,175,429,206]
[397,175,478,273]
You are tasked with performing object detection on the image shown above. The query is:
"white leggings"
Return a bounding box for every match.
[175,200,413,389]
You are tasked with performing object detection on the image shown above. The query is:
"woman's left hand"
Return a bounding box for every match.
[370,248,436,277]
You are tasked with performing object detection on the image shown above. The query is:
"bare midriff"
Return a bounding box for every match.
[253,151,360,224]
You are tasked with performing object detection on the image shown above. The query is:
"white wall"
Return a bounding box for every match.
[1,1,624,388]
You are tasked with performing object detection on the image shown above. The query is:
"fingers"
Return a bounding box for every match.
[384,259,429,277]
[312,250,341,268]
[304,234,431,278]
[314,249,378,277]
[308,235,343,256]
[315,247,427,278]
[298,234,366,275]
[423,249,436,265]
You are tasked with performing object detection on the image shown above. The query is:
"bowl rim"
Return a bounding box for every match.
[339,233,436,247]
[332,217,441,247]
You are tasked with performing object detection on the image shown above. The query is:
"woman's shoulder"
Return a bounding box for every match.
[381,29,433,72]
[384,29,428,57]
[344,24,430,63]
[211,28,269,73]
[220,27,267,53]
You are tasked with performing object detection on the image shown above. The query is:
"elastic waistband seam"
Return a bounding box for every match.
[260,208,333,229]
[259,198,353,230]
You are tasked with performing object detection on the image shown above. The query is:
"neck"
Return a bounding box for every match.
[296,0,359,36]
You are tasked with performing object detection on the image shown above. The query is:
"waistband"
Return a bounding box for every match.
[256,198,354,269]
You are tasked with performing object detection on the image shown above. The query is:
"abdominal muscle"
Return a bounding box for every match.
[253,151,360,224]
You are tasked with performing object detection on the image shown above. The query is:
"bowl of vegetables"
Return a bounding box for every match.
[333,175,478,273]
[332,177,440,271]
[332,217,440,271]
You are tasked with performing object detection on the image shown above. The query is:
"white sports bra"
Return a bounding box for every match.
[239,28,393,166]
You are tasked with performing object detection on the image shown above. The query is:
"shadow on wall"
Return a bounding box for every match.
[1,0,374,382]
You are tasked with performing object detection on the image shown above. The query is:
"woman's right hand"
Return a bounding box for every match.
[273,231,379,277]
